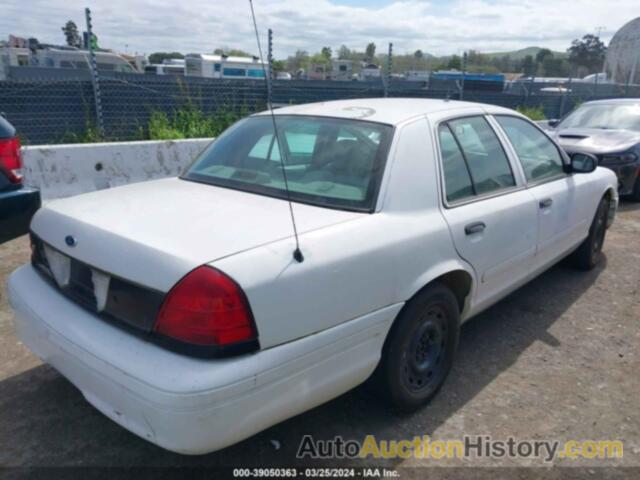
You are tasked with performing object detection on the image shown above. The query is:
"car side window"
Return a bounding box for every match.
[495,115,564,182]
[446,116,516,196]
[438,125,474,202]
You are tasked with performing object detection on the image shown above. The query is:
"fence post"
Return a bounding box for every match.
[627,53,638,97]
[85,7,105,138]
[267,28,274,106]
[625,68,632,97]
[559,76,571,119]
[526,75,535,104]
[384,42,393,98]
[460,52,467,100]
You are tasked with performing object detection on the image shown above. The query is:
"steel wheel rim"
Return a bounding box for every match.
[401,304,449,393]
[592,204,607,255]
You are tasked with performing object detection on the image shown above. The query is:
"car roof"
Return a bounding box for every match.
[255,98,515,126]
[582,98,640,106]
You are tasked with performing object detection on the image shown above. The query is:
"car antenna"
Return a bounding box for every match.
[249,0,304,263]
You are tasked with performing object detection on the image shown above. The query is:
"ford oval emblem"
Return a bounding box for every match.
[65,235,77,247]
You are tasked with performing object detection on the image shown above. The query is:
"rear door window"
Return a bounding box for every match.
[438,125,474,202]
[447,116,516,195]
[438,116,516,202]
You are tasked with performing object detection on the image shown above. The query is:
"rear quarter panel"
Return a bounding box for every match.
[214,117,475,349]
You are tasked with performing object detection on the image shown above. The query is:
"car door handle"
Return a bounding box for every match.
[465,221,486,235]
[539,198,553,209]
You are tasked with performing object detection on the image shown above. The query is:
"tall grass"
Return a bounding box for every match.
[145,104,247,140]
[59,122,106,144]
[516,105,546,121]
[60,103,250,144]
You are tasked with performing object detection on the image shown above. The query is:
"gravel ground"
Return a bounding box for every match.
[0,202,639,478]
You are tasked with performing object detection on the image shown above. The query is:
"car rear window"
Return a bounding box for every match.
[183,115,394,212]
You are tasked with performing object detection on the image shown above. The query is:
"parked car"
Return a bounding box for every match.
[544,99,640,200]
[0,114,40,244]
[8,99,617,454]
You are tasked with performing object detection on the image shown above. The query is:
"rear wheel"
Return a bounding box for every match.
[570,196,609,270]
[372,283,460,412]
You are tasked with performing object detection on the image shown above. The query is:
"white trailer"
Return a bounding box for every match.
[184,54,267,79]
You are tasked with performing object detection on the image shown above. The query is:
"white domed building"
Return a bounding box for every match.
[605,17,640,85]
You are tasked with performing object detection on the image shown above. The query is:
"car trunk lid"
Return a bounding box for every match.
[31,177,363,293]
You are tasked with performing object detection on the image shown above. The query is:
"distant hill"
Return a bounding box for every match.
[483,46,567,60]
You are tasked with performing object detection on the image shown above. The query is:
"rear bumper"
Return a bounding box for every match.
[0,186,40,244]
[8,264,399,454]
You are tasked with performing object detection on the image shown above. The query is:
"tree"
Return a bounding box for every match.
[414,49,424,60]
[568,34,606,74]
[214,48,254,57]
[148,52,184,64]
[271,60,285,73]
[447,55,462,70]
[321,46,332,60]
[542,57,569,77]
[338,45,351,59]
[521,55,535,75]
[61,20,81,48]
[535,48,553,65]
[365,42,376,62]
[286,50,309,72]
[308,53,331,69]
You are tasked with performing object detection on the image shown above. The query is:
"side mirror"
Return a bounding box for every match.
[548,119,559,128]
[569,152,598,173]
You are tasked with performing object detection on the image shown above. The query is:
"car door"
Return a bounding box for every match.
[492,115,593,272]
[435,115,538,311]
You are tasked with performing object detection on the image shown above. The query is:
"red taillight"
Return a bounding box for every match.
[154,266,257,347]
[0,137,22,184]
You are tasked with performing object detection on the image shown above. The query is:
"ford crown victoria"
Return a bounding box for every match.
[8,98,618,454]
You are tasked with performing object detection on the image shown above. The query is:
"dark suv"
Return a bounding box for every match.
[0,115,40,244]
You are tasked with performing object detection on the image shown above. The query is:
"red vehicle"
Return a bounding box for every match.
[0,114,40,244]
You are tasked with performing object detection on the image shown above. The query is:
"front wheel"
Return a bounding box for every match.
[569,196,609,270]
[631,177,640,202]
[372,283,460,412]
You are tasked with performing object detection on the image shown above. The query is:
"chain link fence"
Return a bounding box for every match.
[1,72,639,145]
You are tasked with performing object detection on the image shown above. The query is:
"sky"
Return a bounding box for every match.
[1,0,637,58]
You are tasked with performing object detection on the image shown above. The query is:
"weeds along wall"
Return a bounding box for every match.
[1,71,639,145]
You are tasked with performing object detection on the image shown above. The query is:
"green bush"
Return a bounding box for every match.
[515,105,546,121]
[146,111,183,140]
[146,104,248,141]
[59,122,105,144]
[60,104,250,144]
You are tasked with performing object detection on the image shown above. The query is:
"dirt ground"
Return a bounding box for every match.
[0,203,639,477]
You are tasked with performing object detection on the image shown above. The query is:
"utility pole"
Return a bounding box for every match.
[385,42,393,98]
[85,7,105,138]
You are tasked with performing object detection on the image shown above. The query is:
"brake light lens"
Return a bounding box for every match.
[154,266,257,347]
[0,137,22,184]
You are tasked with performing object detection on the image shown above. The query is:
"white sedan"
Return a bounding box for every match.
[8,99,617,454]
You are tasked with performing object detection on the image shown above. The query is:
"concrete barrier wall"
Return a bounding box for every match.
[22,138,213,200]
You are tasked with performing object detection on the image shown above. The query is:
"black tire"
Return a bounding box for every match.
[570,196,609,270]
[632,178,640,202]
[372,283,460,412]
